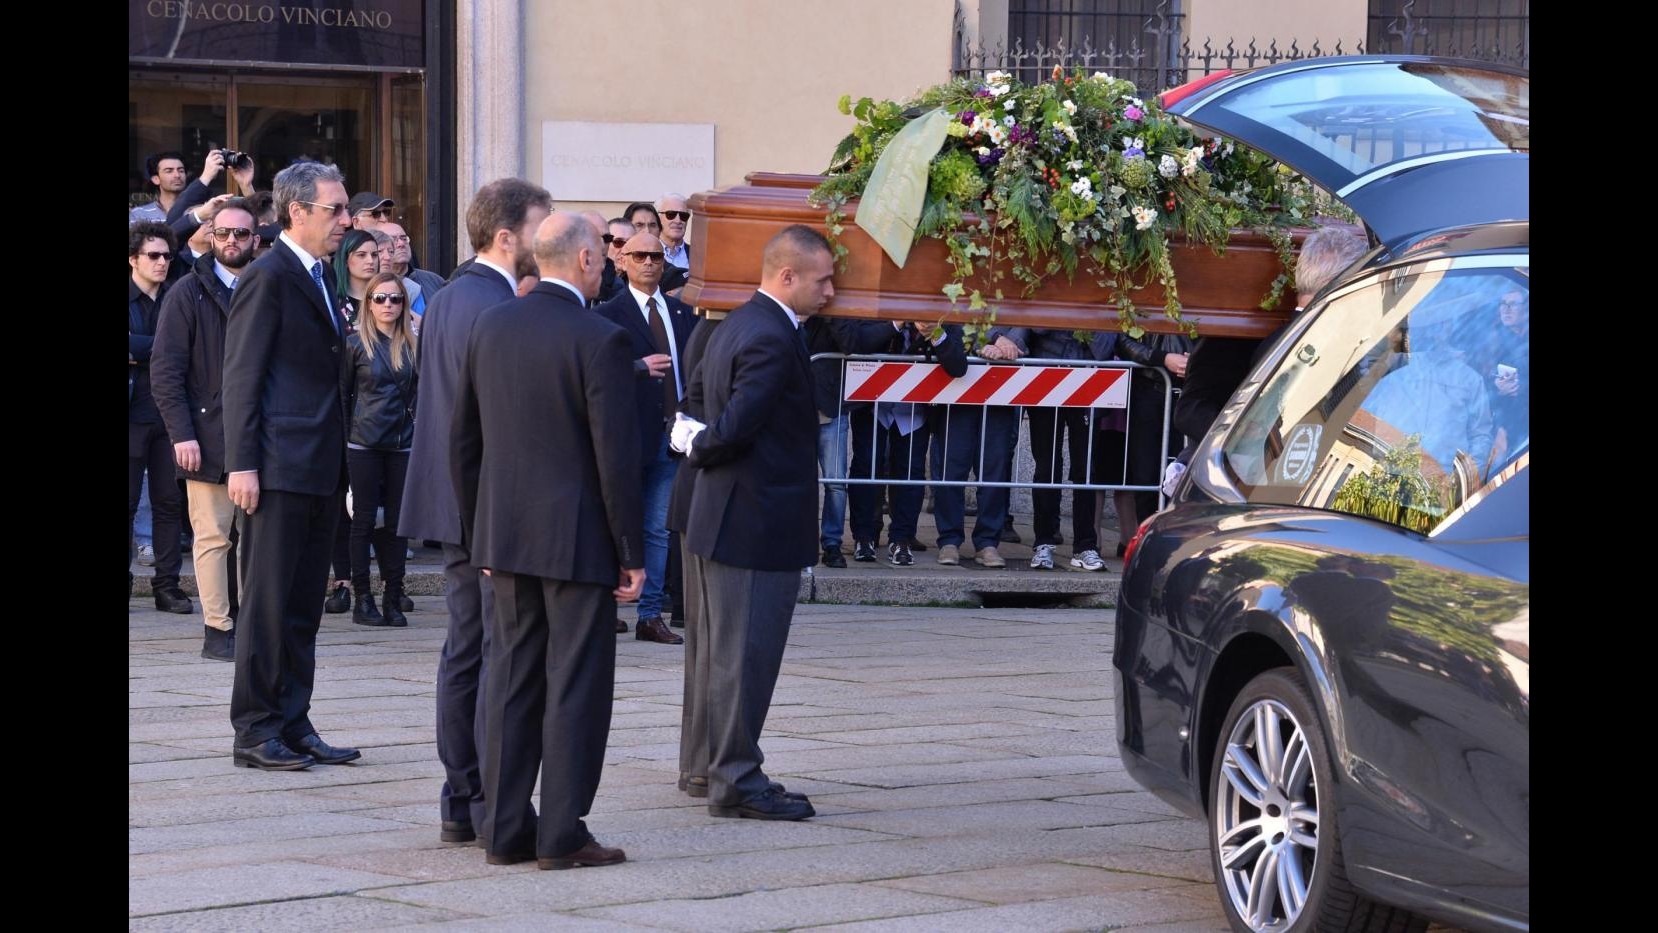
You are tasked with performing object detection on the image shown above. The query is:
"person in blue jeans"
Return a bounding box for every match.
[803,316,897,567]
[932,327,1019,568]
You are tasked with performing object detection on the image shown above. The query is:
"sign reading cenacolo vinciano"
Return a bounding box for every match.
[129,0,424,69]
[856,108,951,269]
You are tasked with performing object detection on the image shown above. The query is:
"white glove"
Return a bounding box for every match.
[669,411,707,455]
[1161,460,1187,497]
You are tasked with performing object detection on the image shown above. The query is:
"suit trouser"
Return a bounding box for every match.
[436,542,495,827]
[483,571,615,858]
[933,405,1019,551]
[230,488,339,747]
[185,480,240,632]
[700,557,799,806]
[677,532,709,782]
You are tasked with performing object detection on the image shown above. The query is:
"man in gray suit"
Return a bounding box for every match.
[399,179,552,845]
[672,225,836,821]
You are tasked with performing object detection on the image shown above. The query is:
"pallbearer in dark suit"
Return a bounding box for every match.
[222,161,361,771]
[399,179,553,845]
[451,212,645,870]
[672,225,838,821]
[594,231,698,645]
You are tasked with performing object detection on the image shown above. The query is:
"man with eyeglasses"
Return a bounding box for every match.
[624,201,688,293]
[348,192,398,232]
[579,211,625,304]
[221,160,360,772]
[130,221,195,617]
[151,198,261,660]
[594,232,697,645]
[656,194,694,272]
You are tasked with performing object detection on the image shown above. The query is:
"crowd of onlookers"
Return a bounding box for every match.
[129,147,1376,664]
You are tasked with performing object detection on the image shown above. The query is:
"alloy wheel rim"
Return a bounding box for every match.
[1215,698,1320,932]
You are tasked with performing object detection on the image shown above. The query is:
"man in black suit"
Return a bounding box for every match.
[594,231,697,645]
[671,224,836,821]
[399,178,552,845]
[451,212,646,870]
[222,160,360,771]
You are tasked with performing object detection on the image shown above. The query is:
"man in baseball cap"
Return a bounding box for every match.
[348,192,397,231]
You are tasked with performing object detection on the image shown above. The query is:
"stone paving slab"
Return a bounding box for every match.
[128,601,1468,931]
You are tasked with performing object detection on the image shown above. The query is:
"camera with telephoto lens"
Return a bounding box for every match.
[216,149,253,171]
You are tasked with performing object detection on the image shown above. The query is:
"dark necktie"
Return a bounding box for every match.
[647,297,678,419]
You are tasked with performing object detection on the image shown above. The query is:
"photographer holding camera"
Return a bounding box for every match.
[162,149,256,243]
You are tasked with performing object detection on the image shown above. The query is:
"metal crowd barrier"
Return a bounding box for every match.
[810,353,1178,503]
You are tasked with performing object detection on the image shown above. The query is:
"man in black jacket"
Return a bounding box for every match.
[451,212,644,869]
[672,224,836,822]
[151,198,260,660]
[129,221,193,615]
[222,161,359,772]
[802,316,898,567]
[400,177,552,846]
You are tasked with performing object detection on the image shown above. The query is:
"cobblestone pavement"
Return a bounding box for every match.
[131,597,1258,931]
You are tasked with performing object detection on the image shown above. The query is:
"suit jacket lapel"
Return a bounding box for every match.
[279,240,340,335]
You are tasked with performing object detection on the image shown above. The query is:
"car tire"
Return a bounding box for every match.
[1208,668,1427,933]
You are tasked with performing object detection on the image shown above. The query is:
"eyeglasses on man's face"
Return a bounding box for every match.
[370,292,406,305]
[661,210,691,222]
[212,227,254,242]
[301,201,349,217]
[137,250,172,262]
[361,208,396,221]
[626,251,665,264]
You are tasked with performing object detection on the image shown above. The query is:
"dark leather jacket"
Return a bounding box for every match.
[347,329,418,449]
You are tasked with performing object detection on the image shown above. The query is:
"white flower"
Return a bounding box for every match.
[1158,155,1179,179]
[988,124,1008,145]
[1133,206,1158,230]
[1070,177,1094,198]
[987,83,1011,98]
[986,70,1012,86]
[1124,136,1145,153]
[1003,114,1017,127]
[1224,142,1235,156]
[1067,159,1084,171]
[1127,96,1144,108]
[1062,100,1077,116]
[1182,147,1204,177]
[1052,120,1078,143]
[970,114,993,135]
[1091,71,1114,82]
[976,146,991,157]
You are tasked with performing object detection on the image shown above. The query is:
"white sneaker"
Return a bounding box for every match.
[136,544,155,567]
[976,546,1006,568]
[1030,544,1056,569]
[937,544,960,565]
[1070,549,1106,572]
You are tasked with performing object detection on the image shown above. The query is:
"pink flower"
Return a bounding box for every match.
[1124,105,1144,121]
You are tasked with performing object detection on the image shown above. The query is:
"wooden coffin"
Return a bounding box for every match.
[682,172,1306,337]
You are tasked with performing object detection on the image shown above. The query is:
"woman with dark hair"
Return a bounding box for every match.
[332,228,381,332]
[345,271,419,626]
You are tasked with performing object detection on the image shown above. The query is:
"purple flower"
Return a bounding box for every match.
[1008,126,1036,147]
[959,109,978,126]
[975,147,1006,166]
[1124,147,1145,160]
[1124,105,1144,121]
[974,88,994,99]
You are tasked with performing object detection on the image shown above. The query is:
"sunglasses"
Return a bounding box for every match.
[300,200,348,216]
[661,210,692,222]
[212,227,254,242]
[139,250,172,261]
[603,234,626,245]
[370,293,406,305]
[626,251,665,263]
[360,207,395,220]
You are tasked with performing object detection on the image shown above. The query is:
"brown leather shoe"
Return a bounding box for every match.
[684,775,709,798]
[538,838,626,870]
[615,617,629,634]
[635,616,683,645]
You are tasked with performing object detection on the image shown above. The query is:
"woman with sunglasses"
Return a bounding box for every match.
[345,272,420,626]
[332,229,381,333]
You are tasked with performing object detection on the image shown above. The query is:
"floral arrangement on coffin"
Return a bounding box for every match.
[812,66,1350,336]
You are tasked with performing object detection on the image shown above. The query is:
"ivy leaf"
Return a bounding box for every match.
[941,282,966,304]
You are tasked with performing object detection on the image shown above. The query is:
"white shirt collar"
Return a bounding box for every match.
[757,288,801,329]
[474,256,519,294]
[540,277,588,306]
[278,231,325,269]
[209,258,239,291]
[629,284,667,315]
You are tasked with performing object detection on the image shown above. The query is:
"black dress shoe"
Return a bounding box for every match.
[485,850,536,866]
[636,617,683,645]
[709,787,815,820]
[821,547,847,569]
[201,626,235,662]
[233,738,314,771]
[1000,526,1022,544]
[324,582,351,614]
[399,593,415,613]
[539,838,626,870]
[154,586,194,614]
[284,733,361,765]
[381,585,409,627]
[768,781,810,802]
[440,820,476,843]
[683,775,709,798]
[903,537,928,553]
[853,540,877,562]
[615,618,629,634]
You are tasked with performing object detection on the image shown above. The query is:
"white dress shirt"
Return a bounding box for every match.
[630,285,683,399]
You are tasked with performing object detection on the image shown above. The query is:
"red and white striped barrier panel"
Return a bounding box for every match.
[843,361,1129,408]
